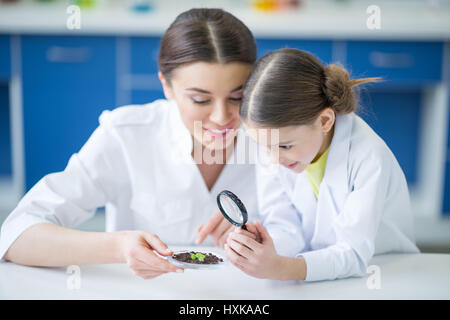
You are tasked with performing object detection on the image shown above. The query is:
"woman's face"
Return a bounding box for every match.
[159,62,252,151]
[245,108,335,173]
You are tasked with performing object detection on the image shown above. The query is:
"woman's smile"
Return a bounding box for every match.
[203,125,235,138]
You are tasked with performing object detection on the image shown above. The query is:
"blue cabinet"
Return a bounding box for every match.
[0,35,11,176]
[256,38,333,63]
[357,89,422,185]
[0,35,11,81]
[129,36,160,74]
[346,40,443,86]
[0,84,11,176]
[21,35,117,190]
[343,41,443,187]
[128,36,164,104]
[443,91,450,215]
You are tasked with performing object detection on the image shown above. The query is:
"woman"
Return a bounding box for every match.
[224,48,419,281]
[0,8,259,279]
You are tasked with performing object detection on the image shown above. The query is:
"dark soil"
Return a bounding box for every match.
[172,251,224,265]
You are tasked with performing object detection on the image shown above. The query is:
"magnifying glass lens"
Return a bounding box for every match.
[217,190,248,228]
[219,194,243,224]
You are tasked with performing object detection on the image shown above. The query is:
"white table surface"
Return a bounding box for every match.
[1,246,449,300]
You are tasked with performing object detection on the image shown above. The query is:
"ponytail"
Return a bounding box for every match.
[322,64,380,114]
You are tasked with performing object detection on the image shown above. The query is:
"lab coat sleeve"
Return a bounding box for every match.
[297,147,392,282]
[256,158,307,257]
[0,111,128,261]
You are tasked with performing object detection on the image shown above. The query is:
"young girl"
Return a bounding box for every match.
[0,8,259,279]
[224,48,420,282]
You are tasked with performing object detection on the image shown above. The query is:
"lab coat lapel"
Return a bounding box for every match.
[320,113,354,213]
[306,114,353,248]
[169,99,194,165]
[292,172,317,218]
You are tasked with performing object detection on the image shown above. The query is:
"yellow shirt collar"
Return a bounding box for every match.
[305,145,331,198]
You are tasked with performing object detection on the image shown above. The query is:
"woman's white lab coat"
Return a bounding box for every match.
[257,112,419,282]
[0,99,259,260]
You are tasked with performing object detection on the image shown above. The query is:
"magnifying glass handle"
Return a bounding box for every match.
[241,224,248,231]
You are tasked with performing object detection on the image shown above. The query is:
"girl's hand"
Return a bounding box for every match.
[196,211,257,248]
[119,230,183,279]
[224,221,282,280]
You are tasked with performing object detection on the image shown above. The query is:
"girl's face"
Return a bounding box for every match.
[246,108,335,173]
[159,62,252,151]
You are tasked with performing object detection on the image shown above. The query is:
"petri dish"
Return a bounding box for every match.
[167,250,227,270]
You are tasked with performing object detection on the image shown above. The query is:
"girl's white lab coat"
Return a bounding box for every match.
[257,112,419,282]
[0,99,258,260]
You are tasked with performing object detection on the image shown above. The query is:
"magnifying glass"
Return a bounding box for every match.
[216,190,248,230]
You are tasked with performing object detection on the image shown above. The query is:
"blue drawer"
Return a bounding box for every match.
[256,39,333,64]
[21,35,117,190]
[0,35,11,80]
[358,89,422,186]
[0,84,11,175]
[129,36,161,74]
[346,41,443,85]
[127,37,163,104]
[444,158,450,215]
[443,92,450,215]
[130,89,164,105]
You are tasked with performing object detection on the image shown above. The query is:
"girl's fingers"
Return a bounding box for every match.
[254,221,272,243]
[234,261,250,273]
[244,223,258,235]
[233,226,257,240]
[247,222,263,243]
[224,243,248,266]
[227,238,254,260]
[228,232,260,252]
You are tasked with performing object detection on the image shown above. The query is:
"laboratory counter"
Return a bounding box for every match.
[0,246,449,300]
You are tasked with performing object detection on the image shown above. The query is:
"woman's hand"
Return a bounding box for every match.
[119,230,183,279]
[195,210,237,248]
[224,221,283,280]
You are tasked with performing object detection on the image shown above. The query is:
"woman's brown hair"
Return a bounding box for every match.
[158,8,257,83]
[240,48,380,127]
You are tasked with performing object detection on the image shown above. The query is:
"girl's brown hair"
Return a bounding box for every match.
[240,48,380,127]
[158,8,257,83]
